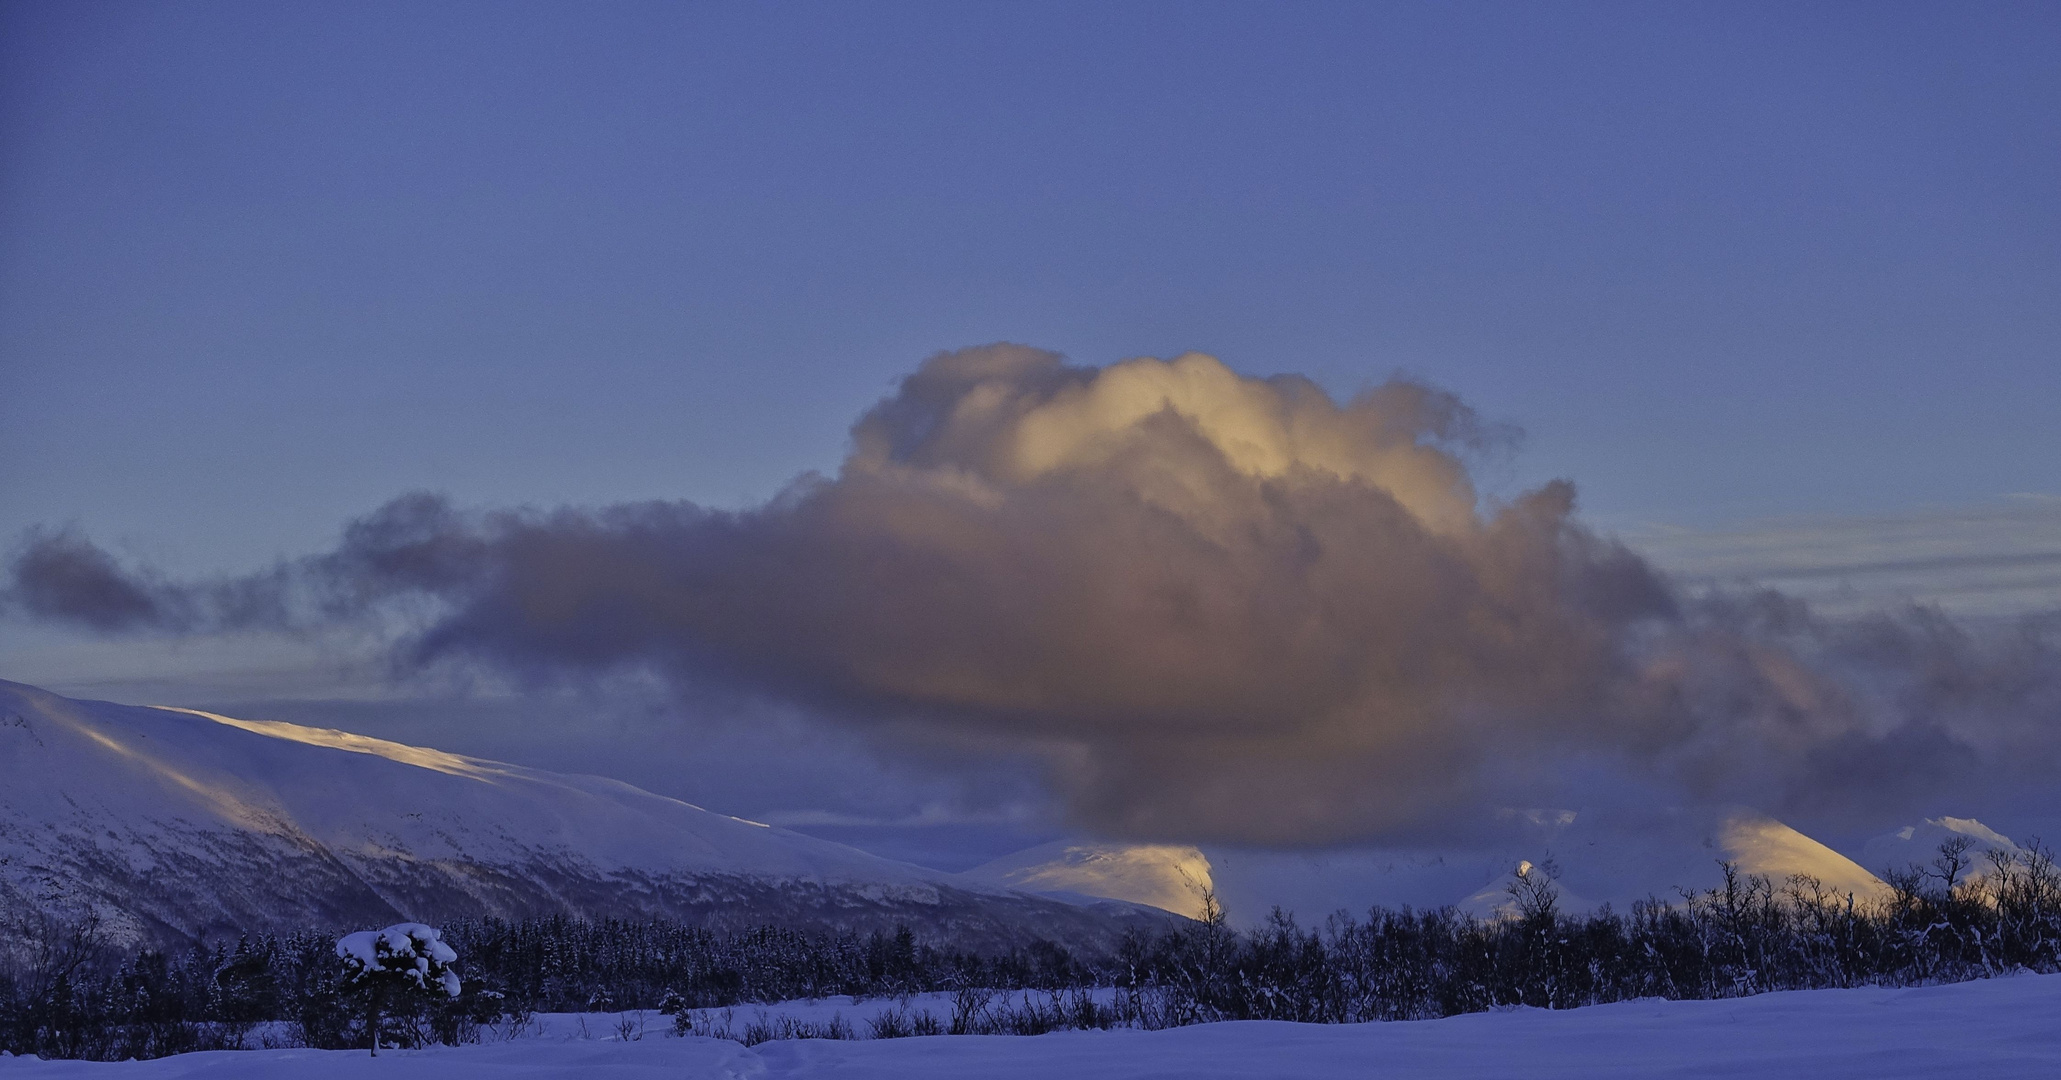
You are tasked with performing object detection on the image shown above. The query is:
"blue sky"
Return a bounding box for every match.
[3,2,2058,865]
[5,1,2057,574]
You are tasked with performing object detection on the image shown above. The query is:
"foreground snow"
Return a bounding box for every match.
[6,974,2059,1078]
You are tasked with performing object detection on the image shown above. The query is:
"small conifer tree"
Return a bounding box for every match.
[334,923,461,1055]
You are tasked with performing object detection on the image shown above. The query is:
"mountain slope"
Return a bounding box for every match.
[0,680,1175,949]
[1862,816,2024,879]
[962,841,1216,920]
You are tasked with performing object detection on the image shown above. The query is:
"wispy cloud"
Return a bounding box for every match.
[1623,496,2061,618]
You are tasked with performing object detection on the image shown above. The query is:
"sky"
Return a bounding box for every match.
[3,2,2058,870]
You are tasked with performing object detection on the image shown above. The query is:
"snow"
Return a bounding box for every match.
[4,678,1974,941]
[336,923,462,997]
[2,974,2057,1078]
[962,841,1215,919]
[0,680,950,885]
[666,989,1112,1036]
[1864,816,2027,877]
[0,679,1017,942]
[1717,815,1888,898]
[1455,860,1592,920]
[988,810,1896,927]
[1,680,1178,952]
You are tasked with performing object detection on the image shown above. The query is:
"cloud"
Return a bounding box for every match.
[2,527,188,632]
[7,346,2059,845]
[1622,496,2061,618]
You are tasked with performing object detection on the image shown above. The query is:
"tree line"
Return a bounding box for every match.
[4,836,2057,1060]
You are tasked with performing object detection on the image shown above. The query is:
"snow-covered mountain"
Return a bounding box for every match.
[1455,861,1594,921]
[962,841,1216,920]
[1861,816,2024,879]
[980,810,1901,924]
[9,677,2003,945]
[0,680,1176,949]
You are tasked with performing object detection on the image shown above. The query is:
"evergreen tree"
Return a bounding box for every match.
[334,923,462,1055]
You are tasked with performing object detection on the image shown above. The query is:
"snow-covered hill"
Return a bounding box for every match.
[980,810,1897,924]
[0,680,1174,949]
[1862,816,2025,878]
[962,842,1216,920]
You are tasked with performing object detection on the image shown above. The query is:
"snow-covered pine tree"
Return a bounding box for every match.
[334,923,462,1055]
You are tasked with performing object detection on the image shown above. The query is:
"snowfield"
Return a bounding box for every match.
[4,974,2057,1078]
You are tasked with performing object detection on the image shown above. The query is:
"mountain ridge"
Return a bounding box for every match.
[974,812,1909,925]
[0,680,1177,951]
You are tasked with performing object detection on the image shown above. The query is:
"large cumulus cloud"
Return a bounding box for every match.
[8,346,2058,844]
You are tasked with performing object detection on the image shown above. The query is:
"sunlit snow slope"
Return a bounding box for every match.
[0,680,1173,948]
[962,842,1216,920]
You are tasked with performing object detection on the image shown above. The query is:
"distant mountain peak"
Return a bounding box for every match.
[962,841,1215,920]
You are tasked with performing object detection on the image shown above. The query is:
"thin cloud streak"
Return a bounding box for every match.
[1626,497,2061,618]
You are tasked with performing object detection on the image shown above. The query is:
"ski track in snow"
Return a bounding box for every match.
[4,973,2058,1078]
